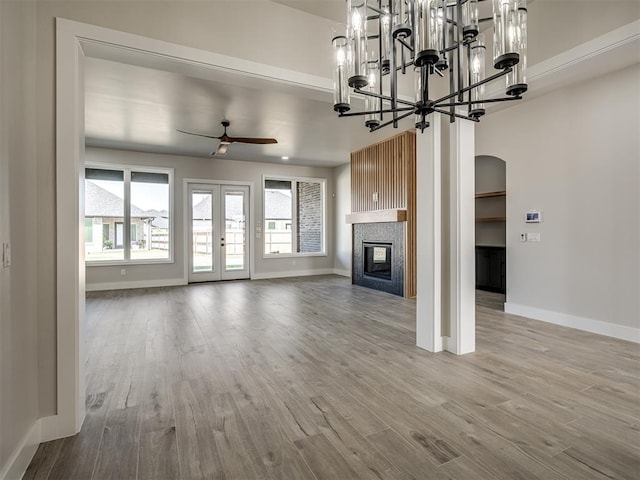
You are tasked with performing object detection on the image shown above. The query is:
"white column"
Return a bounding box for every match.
[416,114,443,352]
[447,114,476,355]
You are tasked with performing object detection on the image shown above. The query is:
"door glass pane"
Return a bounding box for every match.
[115,223,124,248]
[85,168,124,261]
[192,192,213,272]
[131,171,170,260]
[225,191,245,270]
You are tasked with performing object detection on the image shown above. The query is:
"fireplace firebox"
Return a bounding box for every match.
[353,222,404,296]
[364,243,392,280]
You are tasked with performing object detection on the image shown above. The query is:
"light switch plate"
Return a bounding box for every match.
[528,232,541,242]
[3,242,11,267]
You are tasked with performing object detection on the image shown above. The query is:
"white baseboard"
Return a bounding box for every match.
[38,415,64,443]
[1,420,40,480]
[251,268,336,280]
[86,277,187,292]
[88,271,351,289]
[333,268,351,277]
[504,302,640,344]
[0,415,69,480]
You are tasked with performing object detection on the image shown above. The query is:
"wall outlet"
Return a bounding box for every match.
[520,233,527,242]
[372,192,378,203]
[120,268,126,276]
[528,232,541,242]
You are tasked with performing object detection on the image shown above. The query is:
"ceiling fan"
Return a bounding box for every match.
[177,120,278,156]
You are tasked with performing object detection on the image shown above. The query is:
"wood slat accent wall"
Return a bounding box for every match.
[350,131,417,297]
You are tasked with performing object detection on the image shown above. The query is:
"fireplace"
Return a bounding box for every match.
[353,222,404,296]
[364,243,392,280]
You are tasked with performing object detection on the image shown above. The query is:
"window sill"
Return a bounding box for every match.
[263,252,327,259]
[86,258,174,267]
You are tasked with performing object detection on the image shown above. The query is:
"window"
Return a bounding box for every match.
[263,177,325,256]
[84,165,172,264]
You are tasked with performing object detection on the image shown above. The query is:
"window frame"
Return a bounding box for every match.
[84,162,174,266]
[262,174,327,259]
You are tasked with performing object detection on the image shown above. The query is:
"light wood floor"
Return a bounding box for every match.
[26,276,639,479]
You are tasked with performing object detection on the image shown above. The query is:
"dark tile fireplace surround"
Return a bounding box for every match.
[353,222,404,296]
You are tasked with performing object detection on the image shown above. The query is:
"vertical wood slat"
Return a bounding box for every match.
[350,131,417,297]
[405,132,417,298]
[351,131,411,212]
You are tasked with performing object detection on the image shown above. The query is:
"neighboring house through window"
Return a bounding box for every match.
[263,176,325,256]
[84,165,173,264]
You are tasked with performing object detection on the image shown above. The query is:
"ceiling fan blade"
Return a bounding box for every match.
[212,143,229,156]
[226,136,278,145]
[177,129,221,140]
[180,121,278,155]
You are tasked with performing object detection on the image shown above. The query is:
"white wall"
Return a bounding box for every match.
[0,0,40,477]
[476,64,640,341]
[333,163,351,276]
[85,147,336,288]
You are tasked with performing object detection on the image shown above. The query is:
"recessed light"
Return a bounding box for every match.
[281,156,289,161]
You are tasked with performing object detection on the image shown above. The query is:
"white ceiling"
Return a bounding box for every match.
[83,1,638,167]
[271,0,347,23]
[84,56,407,168]
[83,47,417,167]
[82,0,416,168]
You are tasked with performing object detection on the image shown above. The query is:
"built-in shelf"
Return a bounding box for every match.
[476,217,507,222]
[346,209,407,224]
[475,190,506,198]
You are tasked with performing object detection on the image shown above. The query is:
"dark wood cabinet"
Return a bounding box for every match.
[476,246,506,294]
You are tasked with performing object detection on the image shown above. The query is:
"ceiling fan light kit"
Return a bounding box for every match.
[332,0,528,132]
[177,120,278,156]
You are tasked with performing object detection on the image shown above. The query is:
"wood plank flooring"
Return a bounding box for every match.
[25,276,640,479]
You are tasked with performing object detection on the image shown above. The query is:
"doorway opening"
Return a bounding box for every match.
[475,155,506,307]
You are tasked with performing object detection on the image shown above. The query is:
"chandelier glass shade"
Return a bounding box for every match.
[332,0,528,132]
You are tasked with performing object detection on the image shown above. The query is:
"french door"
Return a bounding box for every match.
[187,183,250,282]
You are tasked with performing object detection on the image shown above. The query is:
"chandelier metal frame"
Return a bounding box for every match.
[331,0,528,132]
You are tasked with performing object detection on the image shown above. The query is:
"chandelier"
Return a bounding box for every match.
[331,0,528,132]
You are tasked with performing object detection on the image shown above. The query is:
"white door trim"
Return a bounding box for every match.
[56,19,87,438]
[56,17,321,439]
[183,178,254,284]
